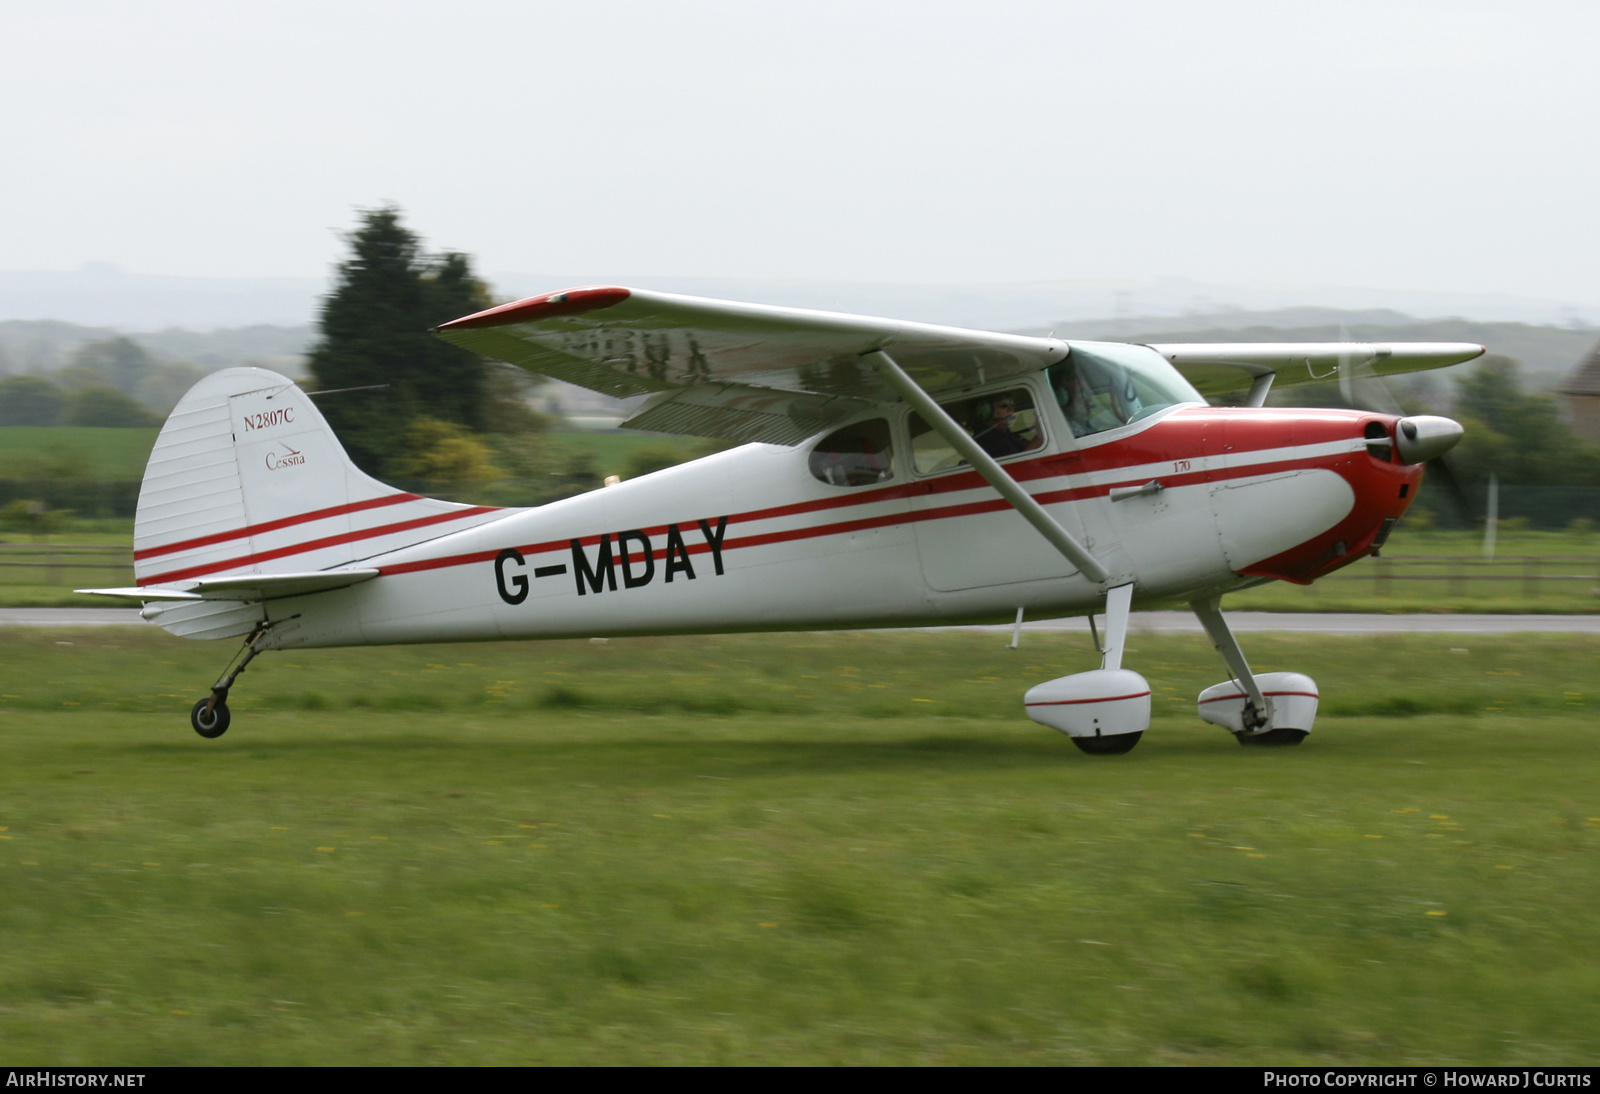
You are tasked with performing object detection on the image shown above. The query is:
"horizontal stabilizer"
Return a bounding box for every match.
[76,586,201,601]
[78,568,380,603]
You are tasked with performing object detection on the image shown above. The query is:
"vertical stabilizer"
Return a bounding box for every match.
[134,368,505,590]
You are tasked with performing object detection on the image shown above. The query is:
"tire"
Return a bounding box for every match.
[1071,731,1143,755]
[191,697,231,739]
[1237,728,1307,747]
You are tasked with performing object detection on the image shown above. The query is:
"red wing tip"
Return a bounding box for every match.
[435,286,632,331]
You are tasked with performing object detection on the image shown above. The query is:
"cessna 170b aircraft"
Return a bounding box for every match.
[83,286,1481,753]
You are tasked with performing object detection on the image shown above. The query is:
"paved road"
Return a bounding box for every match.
[0,608,149,626]
[1031,611,1600,635]
[6,607,1599,634]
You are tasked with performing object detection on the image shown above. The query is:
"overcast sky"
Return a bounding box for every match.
[4,0,1598,307]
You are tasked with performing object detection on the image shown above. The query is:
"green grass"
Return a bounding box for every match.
[0,425,711,484]
[0,427,160,479]
[542,428,720,479]
[1,629,1598,1064]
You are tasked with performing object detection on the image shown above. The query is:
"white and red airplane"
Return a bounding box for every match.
[83,287,1480,753]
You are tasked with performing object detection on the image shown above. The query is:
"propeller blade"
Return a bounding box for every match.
[1331,325,1414,414]
[1337,326,1356,407]
[1424,454,1473,524]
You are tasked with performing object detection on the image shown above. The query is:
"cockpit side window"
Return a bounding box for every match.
[809,418,895,487]
[907,386,1044,475]
[1050,343,1202,439]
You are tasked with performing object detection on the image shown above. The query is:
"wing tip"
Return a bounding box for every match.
[435,286,632,331]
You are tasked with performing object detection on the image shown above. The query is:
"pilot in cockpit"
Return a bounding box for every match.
[970,395,1040,458]
[1054,359,1140,438]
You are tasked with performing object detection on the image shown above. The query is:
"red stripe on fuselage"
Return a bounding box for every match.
[134,493,426,561]
[374,446,1350,580]
[138,506,500,585]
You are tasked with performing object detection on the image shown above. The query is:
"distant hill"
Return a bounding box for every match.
[0,320,311,377]
[0,266,322,329]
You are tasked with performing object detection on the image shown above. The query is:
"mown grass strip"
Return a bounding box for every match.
[0,630,1597,1063]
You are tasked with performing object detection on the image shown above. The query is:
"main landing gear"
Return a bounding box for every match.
[1024,588,1320,754]
[1191,595,1319,747]
[189,622,274,739]
[1024,583,1153,755]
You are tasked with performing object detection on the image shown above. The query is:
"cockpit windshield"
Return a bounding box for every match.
[1049,342,1203,439]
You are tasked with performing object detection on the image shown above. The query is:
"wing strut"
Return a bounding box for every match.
[862,350,1112,587]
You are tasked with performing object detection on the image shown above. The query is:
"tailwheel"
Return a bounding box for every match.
[188,621,275,739]
[1071,731,1143,755]
[1237,728,1308,747]
[191,693,231,739]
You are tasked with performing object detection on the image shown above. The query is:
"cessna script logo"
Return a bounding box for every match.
[264,444,305,471]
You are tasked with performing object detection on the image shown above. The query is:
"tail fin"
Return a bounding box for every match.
[134,367,503,589]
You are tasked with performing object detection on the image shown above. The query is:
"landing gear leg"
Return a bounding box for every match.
[1191,596,1271,737]
[1190,596,1315,746]
[190,622,273,739]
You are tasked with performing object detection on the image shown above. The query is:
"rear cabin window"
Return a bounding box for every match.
[809,419,895,487]
[908,387,1044,475]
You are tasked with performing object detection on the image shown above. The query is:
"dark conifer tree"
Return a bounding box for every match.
[308,208,493,475]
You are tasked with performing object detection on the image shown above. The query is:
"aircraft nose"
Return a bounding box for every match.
[1394,415,1463,465]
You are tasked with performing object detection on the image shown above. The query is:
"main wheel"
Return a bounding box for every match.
[1071,731,1143,755]
[1237,728,1307,747]
[191,697,231,739]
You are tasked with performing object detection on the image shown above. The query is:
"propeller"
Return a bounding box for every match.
[1331,327,1473,526]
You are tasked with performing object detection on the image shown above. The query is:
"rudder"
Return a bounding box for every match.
[135,368,504,589]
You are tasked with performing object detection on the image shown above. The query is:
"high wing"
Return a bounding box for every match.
[434,286,1486,441]
[1150,342,1486,399]
[434,286,1067,445]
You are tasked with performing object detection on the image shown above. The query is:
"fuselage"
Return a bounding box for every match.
[254,377,1424,651]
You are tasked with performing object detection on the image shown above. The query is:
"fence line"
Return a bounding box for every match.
[1310,555,1600,599]
[0,545,133,587]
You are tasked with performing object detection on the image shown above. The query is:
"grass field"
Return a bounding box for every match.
[0,428,161,479]
[0,425,710,484]
[1,627,1597,1065]
[542,427,718,479]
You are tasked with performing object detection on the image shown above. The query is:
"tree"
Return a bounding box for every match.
[61,385,161,427]
[307,207,496,475]
[1449,356,1600,490]
[389,418,502,485]
[0,375,68,426]
[69,337,156,398]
